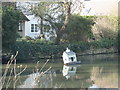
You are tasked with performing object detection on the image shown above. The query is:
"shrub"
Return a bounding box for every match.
[25,36,34,40]
[8,38,117,63]
[2,6,21,51]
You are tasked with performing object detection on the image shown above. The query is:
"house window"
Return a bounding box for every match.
[18,21,23,31]
[31,24,38,32]
[31,24,34,32]
[35,24,38,32]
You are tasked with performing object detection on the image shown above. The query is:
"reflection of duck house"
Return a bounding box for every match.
[62,65,77,79]
[62,48,81,65]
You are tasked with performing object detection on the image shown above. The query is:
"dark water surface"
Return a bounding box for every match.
[2,54,118,88]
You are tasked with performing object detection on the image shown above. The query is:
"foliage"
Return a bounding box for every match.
[118,30,120,53]
[32,2,65,38]
[24,36,34,40]
[8,38,117,63]
[61,15,95,43]
[2,6,21,51]
[92,16,118,40]
[118,17,120,53]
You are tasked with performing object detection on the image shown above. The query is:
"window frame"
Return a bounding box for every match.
[31,24,38,32]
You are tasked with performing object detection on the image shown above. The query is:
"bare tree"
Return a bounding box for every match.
[55,0,84,44]
[55,1,71,44]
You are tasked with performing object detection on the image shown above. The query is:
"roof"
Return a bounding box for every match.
[20,12,30,21]
[64,51,75,56]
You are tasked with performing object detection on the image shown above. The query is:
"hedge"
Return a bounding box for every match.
[8,39,118,63]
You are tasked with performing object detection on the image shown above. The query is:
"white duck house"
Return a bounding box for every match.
[62,48,77,65]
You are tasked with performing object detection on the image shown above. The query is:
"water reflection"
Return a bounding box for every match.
[4,54,118,88]
[18,63,118,88]
[89,81,99,88]
[90,66,118,88]
[62,65,80,79]
[18,71,56,88]
[18,73,40,88]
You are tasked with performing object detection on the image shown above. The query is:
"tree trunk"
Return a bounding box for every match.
[40,18,44,39]
[55,2,71,44]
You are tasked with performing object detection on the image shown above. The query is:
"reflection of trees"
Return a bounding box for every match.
[28,66,92,88]
[18,54,118,88]
[79,54,118,64]
[90,66,118,88]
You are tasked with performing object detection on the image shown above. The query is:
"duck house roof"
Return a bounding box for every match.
[64,51,75,56]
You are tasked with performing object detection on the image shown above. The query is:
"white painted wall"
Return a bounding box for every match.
[19,14,56,40]
[24,15,40,39]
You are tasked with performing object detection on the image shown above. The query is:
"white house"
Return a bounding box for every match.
[18,14,40,38]
[17,1,57,40]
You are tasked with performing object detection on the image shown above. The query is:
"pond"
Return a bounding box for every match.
[2,53,118,88]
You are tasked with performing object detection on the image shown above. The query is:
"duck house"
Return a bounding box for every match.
[63,48,80,65]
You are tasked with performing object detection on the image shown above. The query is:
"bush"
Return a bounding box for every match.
[8,38,117,63]
[62,15,95,43]
[25,36,34,40]
[2,6,21,51]
[35,39,47,44]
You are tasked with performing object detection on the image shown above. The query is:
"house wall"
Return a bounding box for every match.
[19,14,55,40]
[24,15,40,39]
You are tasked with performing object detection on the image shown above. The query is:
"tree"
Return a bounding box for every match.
[29,1,85,43]
[62,15,95,43]
[2,6,21,51]
[54,1,71,44]
[54,0,85,44]
[32,2,65,39]
[0,3,2,52]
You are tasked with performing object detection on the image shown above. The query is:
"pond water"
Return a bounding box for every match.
[2,54,118,88]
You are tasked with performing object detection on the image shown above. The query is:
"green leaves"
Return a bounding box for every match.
[63,15,95,43]
[2,6,21,51]
[9,38,117,62]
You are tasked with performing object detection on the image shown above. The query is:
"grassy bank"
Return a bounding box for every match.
[3,38,117,63]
